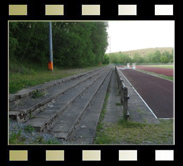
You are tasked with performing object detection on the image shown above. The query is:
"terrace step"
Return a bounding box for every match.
[47,68,112,140]
[9,67,103,102]
[9,67,107,123]
[68,68,113,144]
[24,67,111,133]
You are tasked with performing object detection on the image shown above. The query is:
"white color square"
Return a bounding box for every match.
[82,5,100,15]
[119,150,137,161]
[118,5,137,15]
[155,5,173,15]
[155,150,174,161]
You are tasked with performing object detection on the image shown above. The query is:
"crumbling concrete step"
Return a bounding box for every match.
[9,67,108,123]
[9,67,104,102]
[68,68,113,144]
[24,68,111,132]
[48,67,112,140]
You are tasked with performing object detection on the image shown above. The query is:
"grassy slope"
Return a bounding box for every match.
[120,47,173,58]
[9,59,106,94]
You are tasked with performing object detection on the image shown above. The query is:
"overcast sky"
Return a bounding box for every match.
[105,21,174,53]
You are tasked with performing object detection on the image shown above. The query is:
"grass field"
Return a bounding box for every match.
[143,65,173,69]
[136,70,173,81]
[94,119,173,145]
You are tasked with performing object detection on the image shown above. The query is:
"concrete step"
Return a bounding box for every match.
[68,68,113,144]
[9,67,104,102]
[24,67,111,132]
[47,67,112,140]
[9,67,107,123]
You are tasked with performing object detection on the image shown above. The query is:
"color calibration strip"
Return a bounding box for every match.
[9,5,27,15]
[8,4,174,16]
[9,150,175,161]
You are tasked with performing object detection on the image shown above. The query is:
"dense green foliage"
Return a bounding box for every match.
[9,22,108,68]
[109,50,173,64]
[102,54,109,64]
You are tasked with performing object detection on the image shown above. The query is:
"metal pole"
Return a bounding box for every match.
[48,22,53,71]
[110,36,111,53]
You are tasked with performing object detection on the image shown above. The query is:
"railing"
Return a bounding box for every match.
[115,66,130,120]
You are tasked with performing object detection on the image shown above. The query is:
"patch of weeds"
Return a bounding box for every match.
[115,102,121,106]
[95,118,173,145]
[33,136,60,144]
[24,125,35,133]
[45,139,60,144]
[29,112,35,118]
[98,91,109,122]
[96,122,104,131]
[34,136,45,144]
[32,90,46,98]
[143,119,148,123]
[137,108,145,114]
[94,131,113,144]
[115,93,120,96]
[117,119,145,128]
[9,130,26,144]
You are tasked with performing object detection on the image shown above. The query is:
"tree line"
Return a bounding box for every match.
[108,50,173,64]
[9,22,109,68]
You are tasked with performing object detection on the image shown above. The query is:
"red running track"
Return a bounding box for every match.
[121,69,173,118]
[136,65,173,77]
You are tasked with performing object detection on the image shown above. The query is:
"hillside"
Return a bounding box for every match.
[108,47,174,64]
[113,47,173,57]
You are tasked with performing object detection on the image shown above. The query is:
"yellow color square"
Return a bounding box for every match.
[82,150,101,161]
[82,5,100,15]
[118,5,137,15]
[45,5,64,15]
[46,150,64,161]
[9,5,27,15]
[9,150,28,161]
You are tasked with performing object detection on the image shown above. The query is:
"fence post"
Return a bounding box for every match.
[120,79,124,105]
[123,87,129,120]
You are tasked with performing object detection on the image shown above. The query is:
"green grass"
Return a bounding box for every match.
[115,102,121,106]
[9,129,61,145]
[96,91,109,132]
[143,65,173,69]
[94,119,173,144]
[9,130,26,144]
[137,69,173,81]
[24,125,35,133]
[32,91,46,98]
[94,89,173,145]
[9,59,107,94]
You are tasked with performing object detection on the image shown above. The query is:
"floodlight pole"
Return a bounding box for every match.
[110,36,111,53]
[48,22,53,71]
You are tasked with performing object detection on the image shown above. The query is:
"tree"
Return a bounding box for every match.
[102,54,109,64]
[9,22,109,68]
[160,55,168,63]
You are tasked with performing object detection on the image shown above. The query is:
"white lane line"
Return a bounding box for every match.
[118,68,158,119]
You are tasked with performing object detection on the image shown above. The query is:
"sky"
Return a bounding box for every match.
[105,21,174,53]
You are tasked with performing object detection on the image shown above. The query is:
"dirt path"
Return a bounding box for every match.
[121,69,173,118]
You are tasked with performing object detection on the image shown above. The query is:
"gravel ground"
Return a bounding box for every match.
[9,119,73,145]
